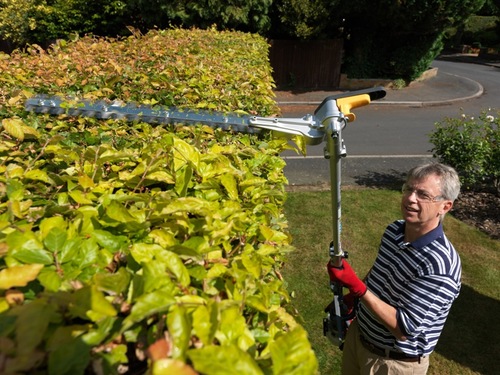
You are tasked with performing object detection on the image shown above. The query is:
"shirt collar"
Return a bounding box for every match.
[398,221,444,250]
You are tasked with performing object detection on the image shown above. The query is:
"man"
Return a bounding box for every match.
[328,162,462,374]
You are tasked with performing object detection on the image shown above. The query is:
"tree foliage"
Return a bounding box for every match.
[0,0,128,48]
[0,0,273,49]
[0,0,490,80]
[127,0,273,34]
[268,0,343,40]
[338,0,487,80]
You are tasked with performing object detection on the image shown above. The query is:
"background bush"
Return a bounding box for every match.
[430,110,500,194]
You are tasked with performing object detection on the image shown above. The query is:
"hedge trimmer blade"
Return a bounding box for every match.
[25,95,260,133]
[24,95,326,145]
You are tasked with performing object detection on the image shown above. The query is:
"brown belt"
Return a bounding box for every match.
[359,335,422,363]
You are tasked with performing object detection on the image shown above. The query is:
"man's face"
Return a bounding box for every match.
[401,174,452,231]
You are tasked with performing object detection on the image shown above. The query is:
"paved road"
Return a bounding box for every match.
[280,59,500,187]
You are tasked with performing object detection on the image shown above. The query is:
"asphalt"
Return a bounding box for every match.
[275,54,500,188]
[275,54,500,108]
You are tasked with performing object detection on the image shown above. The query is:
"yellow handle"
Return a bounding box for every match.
[336,94,372,122]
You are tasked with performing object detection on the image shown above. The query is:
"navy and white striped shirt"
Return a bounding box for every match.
[357,220,461,356]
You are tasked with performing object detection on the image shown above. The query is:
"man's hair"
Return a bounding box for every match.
[406,163,461,201]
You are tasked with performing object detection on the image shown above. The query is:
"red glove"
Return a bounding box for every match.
[327,259,367,298]
[343,292,356,314]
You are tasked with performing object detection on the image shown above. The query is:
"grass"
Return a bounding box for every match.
[283,189,500,375]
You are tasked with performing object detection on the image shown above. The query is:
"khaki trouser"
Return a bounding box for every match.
[341,319,430,375]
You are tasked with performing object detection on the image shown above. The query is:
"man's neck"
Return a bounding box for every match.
[404,221,440,243]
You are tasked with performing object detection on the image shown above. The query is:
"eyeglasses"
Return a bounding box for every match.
[401,184,444,203]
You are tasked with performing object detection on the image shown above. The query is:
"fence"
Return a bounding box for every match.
[269,39,343,90]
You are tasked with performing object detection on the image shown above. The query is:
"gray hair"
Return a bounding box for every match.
[406,162,461,201]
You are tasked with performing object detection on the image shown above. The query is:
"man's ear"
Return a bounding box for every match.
[440,200,453,215]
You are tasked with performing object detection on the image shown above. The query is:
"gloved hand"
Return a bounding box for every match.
[327,259,367,298]
[324,292,357,315]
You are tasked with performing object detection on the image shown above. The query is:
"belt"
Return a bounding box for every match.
[359,335,422,363]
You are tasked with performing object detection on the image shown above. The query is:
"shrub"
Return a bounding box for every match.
[430,110,500,194]
[0,28,317,374]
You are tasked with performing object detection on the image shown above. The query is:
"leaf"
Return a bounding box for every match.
[167,304,190,360]
[68,190,95,204]
[92,229,128,252]
[152,359,198,375]
[0,264,44,290]
[164,197,213,216]
[122,288,176,330]
[156,250,191,287]
[2,117,25,141]
[72,286,117,321]
[93,267,131,295]
[15,299,58,356]
[192,302,218,346]
[215,306,254,349]
[24,169,53,184]
[78,174,95,189]
[142,261,177,293]
[43,227,68,253]
[188,345,264,375]
[38,267,62,292]
[241,250,262,279]
[6,179,24,200]
[81,317,118,346]
[59,237,81,264]
[175,164,193,197]
[173,136,200,171]
[39,216,67,240]
[146,170,175,184]
[105,201,139,223]
[269,326,318,375]
[7,230,53,265]
[47,326,91,375]
[130,243,162,264]
[221,173,239,200]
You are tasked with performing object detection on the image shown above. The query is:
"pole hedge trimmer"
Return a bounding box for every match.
[25,86,386,348]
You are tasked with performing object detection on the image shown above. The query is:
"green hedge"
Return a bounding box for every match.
[0,28,317,374]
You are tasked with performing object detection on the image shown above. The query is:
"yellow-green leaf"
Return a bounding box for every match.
[0,264,44,290]
[2,117,25,141]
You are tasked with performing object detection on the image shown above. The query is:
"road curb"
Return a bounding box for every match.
[276,73,484,108]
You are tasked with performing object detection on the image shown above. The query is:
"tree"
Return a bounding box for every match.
[337,0,487,80]
[126,0,272,35]
[0,0,129,48]
[268,0,343,40]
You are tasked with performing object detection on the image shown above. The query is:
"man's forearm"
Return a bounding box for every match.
[360,290,408,341]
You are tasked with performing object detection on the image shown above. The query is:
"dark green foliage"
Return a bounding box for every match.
[268,0,344,40]
[114,0,273,35]
[339,0,487,80]
[0,0,129,48]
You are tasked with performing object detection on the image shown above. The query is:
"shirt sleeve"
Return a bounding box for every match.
[396,273,460,337]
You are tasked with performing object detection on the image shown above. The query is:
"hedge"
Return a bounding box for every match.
[0,28,318,374]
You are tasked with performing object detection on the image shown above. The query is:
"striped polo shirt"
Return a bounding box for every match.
[357,220,461,356]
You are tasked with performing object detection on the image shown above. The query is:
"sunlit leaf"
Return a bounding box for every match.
[221,173,239,200]
[0,264,44,290]
[152,359,198,375]
[167,304,190,360]
[269,326,318,375]
[188,345,264,375]
[122,288,176,330]
[2,117,25,141]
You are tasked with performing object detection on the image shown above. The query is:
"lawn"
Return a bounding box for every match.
[283,189,500,375]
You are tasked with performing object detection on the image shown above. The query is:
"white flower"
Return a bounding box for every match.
[486,115,495,122]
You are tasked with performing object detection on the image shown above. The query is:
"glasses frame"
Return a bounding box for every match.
[401,184,445,203]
